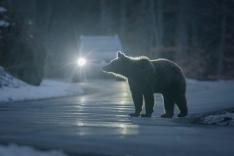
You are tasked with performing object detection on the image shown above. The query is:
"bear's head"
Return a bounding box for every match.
[103,51,153,79]
[102,51,130,78]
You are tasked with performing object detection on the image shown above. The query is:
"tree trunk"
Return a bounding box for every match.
[217,0,227,78]
[149,0,163,57]
[156,0,163,48]
[120,0,127,36]
[175,0,189,63]
[100,0,111,34]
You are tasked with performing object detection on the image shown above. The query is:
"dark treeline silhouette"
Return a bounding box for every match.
[0,0,234,84]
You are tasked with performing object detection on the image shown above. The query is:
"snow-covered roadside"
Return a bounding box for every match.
[0,79,84,103]
[0,66,83,103]
[0,144,67,156]
[202,112,234,126]
[194,110,234,126]
[186,79,234,114]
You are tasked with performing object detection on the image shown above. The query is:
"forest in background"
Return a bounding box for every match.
[1,0,234,85]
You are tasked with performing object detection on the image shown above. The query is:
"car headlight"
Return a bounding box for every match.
[77,57,87,67]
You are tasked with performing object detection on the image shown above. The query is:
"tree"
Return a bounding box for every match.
[100,0,112,34]
[217,0,227,78]
[120,0,127,36]
[175,0,189,64]
[148,0,164,57]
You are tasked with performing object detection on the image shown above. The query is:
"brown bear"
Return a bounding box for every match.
[103,52,188,118]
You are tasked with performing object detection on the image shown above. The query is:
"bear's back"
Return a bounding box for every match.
[151,59,183,74]
[150,58,186,93]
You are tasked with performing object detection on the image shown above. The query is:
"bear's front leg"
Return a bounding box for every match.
[141,92,154,118]
[129,90,143,117]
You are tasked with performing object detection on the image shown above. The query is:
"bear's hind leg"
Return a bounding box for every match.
[175,94,188,117]
[161,94,174,118]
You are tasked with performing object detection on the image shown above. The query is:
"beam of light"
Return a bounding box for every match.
[77,57,87,67]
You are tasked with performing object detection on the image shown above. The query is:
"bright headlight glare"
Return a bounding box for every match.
[77,57,87,66]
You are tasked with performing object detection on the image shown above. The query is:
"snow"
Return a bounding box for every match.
[0,66,26,88]
[0,144,67,156]
[0,20,10,27]
[200,112,234,126]
[0,66,83,103]
[0,7,7,12]
[0,79,83,102]
[185,79,234,115]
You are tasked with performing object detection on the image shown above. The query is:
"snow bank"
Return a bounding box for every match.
[200,112,234,126]
[0,20,10,27]
[0,6,10,28]
[0,7,7,12]
[0,79,84,102]
[0,66,83,103]
[0,144,67,156]
[0,66,26,88]
[186,79,234,114]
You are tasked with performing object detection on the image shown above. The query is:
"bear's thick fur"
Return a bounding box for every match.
[103,52,188,118]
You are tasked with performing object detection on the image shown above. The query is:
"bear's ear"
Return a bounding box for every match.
[117,51,126,58]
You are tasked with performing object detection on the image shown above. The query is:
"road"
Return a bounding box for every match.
[0,80,234,156]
